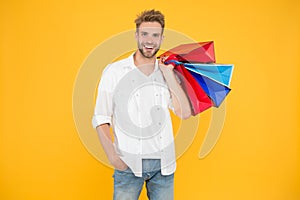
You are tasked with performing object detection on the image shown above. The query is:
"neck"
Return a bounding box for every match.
[133,50,156,67]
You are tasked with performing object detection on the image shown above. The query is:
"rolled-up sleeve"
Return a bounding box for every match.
[92,65,115,128]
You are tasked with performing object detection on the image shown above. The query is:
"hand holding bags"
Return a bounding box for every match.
[159,41,233,115]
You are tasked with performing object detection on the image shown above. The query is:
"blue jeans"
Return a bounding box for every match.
[113,159,174,200]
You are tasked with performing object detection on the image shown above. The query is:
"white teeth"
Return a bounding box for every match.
[144,45,153,48]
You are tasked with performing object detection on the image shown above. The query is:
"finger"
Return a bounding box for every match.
[160,55,168,63]
[159,57,164,64]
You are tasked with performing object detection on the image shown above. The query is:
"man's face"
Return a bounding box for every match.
[136,22,164,59]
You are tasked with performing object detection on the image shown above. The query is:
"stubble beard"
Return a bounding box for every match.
[138,48,160,59]
[138,41,160,59]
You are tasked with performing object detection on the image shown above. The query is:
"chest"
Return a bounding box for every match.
[113,68,170,106]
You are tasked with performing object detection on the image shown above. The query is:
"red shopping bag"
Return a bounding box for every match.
[164,54,213,115]
[175,65,213,115]
[160,41,215,63]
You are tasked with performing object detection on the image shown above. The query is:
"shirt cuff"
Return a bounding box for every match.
[92,115,112,129]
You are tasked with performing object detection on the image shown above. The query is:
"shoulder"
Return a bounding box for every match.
[100,55,134,88]
[103,56,132,75]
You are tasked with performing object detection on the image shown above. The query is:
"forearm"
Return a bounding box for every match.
[96,124,128,170]
[96,124,120,163]
[162,68,191,119]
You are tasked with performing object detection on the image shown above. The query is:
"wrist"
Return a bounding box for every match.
[108,153,118,163]
[161,67,174,77]
[162,69,177,84]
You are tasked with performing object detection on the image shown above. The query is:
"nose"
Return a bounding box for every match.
[145,37,154,44]
[145,41,154,46]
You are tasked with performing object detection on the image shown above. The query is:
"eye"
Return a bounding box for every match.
[153,33,160,38]
[141,32,148,36]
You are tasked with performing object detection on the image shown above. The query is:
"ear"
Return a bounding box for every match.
[161,34,165,43]
[135,31,138,41]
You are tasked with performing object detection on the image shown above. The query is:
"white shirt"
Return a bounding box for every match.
[92,54,176,177]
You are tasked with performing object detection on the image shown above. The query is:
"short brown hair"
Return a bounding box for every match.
[134,9,165,30]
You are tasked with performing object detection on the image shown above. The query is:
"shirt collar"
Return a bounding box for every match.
[130,52,159,72]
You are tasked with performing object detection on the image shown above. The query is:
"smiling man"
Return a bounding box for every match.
[92,9,191,200]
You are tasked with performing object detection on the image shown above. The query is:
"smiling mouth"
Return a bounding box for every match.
[144,45,154,50]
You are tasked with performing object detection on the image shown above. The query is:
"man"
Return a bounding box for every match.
[92,9,191,200]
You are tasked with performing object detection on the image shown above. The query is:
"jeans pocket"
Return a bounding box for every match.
[113,168,137,187]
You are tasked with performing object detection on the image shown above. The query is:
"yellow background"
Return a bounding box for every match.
[1,0,300,199]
